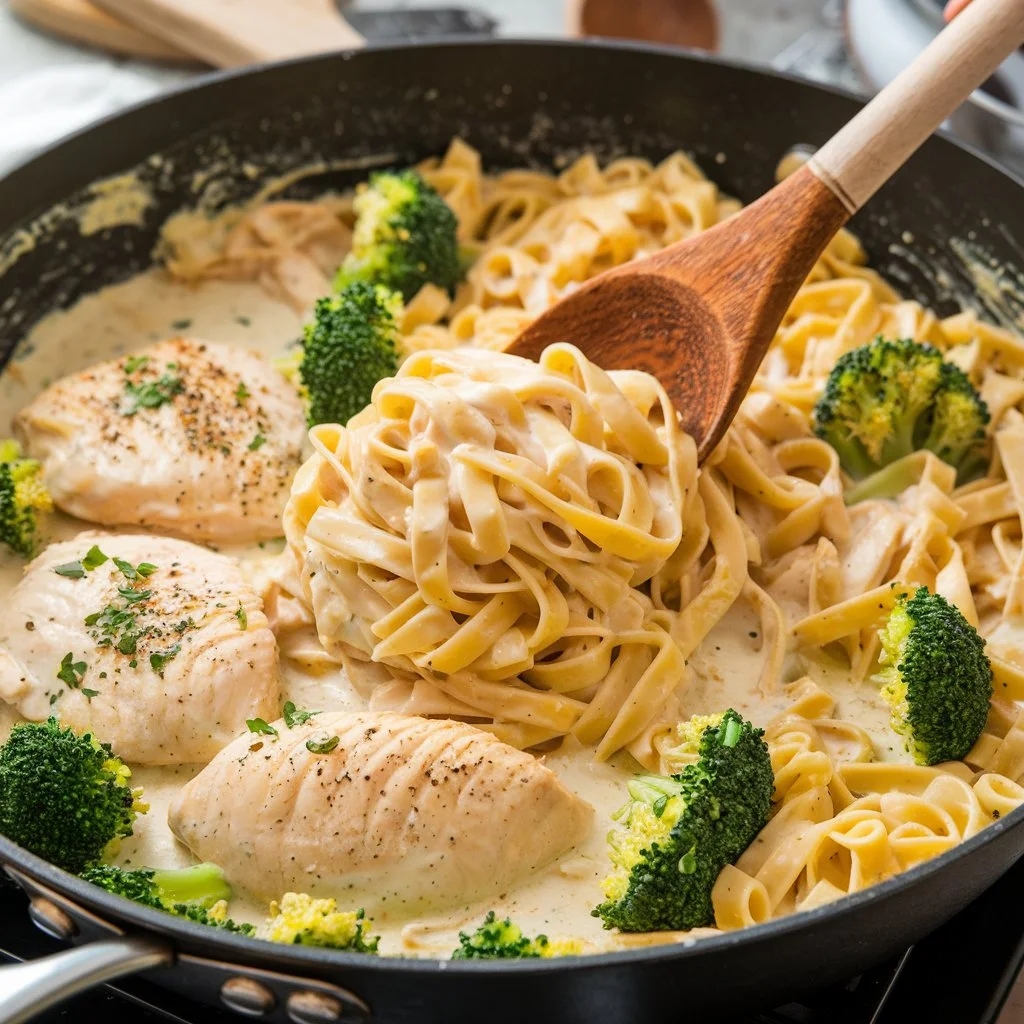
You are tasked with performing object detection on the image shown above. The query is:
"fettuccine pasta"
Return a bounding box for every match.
[176,139,1024,937]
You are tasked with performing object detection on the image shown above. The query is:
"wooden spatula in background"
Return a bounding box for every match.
[89,0,365,66]
[10,0,195,61]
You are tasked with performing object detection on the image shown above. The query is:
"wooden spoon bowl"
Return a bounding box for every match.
[512,167,847,459]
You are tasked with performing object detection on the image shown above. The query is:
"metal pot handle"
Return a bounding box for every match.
[0,935,173,1024]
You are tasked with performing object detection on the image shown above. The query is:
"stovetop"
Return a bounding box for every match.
[4,856,1024,1024]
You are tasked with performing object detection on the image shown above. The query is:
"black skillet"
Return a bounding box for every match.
[0,39,1023,1024]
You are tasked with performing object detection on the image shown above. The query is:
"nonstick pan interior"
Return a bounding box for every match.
[0,40,1023,1024]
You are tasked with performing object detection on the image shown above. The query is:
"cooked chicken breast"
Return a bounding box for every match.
[168,712,593,912]
[0,532,280,764]
[15,338,305,543]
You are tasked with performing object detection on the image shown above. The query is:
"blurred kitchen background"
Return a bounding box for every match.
[1,0,1022,177]
[0,2,1022,1022]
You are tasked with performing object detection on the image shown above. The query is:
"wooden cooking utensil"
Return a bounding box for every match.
[10,0,195,62]
[89,0,364,68]
[511,0,1024,462]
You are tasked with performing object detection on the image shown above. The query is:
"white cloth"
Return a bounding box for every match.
[0,64,168,172]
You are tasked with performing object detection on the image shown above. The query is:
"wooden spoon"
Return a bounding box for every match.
[510,0,1024,462]
[89,0,364,67]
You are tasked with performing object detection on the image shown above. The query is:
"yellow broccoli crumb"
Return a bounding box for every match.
[261,893,379,952]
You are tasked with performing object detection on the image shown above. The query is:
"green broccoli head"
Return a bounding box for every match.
[451,911,584,959]
[0,439,51,557]
[594,709,773,933]
[171,901,255,934]
[299,282,401,427]
[812,338,989,483]
[261,893,379,953]
[81,862,254,934]
[0,718,145,873]
[80,864,166,908]
[877,587,992,765]
[336,169,461,301]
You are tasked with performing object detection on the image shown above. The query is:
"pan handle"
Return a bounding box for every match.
[0,935,173,1024]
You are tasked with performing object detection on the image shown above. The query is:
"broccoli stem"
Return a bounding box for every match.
[152,864,232,908]
[844,457,924,505]
[627,776,683,805]
[720,716,742,748]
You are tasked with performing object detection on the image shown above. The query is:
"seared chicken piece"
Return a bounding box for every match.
[0,532,280,764]
[15,338,305,543]
[169,712,593,911]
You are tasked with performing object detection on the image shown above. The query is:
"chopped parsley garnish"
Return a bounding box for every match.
[235,316,252,327]
[81,688,99,701]
[121,373,184,416]
[112,557,156,581]
[235,381,250,405]
[112,557,135,579]
[57,653,86,688]
[283,701,318,728]
[247,718,278,737]
[85,602,140,654]
[235,604,247,631]
[149,644,181,676]
[171,318,192,331]
[123,355,149,374]
[247,432,267,452]
[83,545,109,570]
[53,544,110,579]
[306,735,339,754]
[84,561,190,665]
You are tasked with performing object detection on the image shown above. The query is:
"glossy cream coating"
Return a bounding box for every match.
[15,337,306,543]
[168,711,594,912]
[0,531,281,764]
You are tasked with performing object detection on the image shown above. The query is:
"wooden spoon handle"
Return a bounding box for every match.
[91,0,364,67]
[809,0,1024,214]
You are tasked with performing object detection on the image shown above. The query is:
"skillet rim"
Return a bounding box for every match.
[1,35,1023,222]
[5,790,1024,975]
[1,36,1023,976]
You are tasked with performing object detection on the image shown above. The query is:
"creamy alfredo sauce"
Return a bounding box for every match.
[0,266,898,955]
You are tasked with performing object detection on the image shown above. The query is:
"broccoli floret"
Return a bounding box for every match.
[0,439,51,557]
[813,338,989,483]
[81,862,255,934]
[594,709,773,933]
[298,282,401,427]
[451,911,583,959]
[0,718,145,873]
[877,587,992,765]
[173,901,255,935]
[336,169,461,301]
[261,893,379,953]
[80,862,231,909]
[659,712,725,775]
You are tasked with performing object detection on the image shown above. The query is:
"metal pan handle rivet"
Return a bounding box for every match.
[27,897,77,941]
[287,989,344,1024]
[220,976,277,1017]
